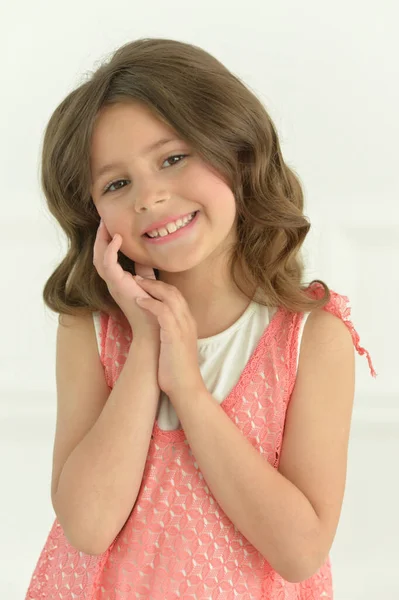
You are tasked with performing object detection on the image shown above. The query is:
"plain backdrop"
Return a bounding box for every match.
[1,1,398,598]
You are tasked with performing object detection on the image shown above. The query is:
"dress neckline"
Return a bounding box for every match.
[152,303,286,443]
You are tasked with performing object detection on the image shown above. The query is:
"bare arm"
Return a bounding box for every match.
[53,337,160,556]
[168,309,355,582]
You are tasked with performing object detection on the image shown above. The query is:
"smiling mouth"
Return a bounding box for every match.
[143,211,199,238]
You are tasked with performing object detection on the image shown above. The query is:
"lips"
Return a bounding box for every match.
[143,211,198,237]
[142,210,200,244]
[141,211,198,237]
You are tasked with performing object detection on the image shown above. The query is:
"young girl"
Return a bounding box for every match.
[26,38,376,599]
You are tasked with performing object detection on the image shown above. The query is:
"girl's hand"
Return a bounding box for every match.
[93,219,160,338]
[134,277,206,399]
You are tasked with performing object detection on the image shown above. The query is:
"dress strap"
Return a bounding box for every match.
[306,282,377,378]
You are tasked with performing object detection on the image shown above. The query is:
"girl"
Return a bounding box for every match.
[26,38,376,599]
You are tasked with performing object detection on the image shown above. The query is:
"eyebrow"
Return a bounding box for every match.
[93,137,182,182]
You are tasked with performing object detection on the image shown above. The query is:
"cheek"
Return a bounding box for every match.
[213,187,237,224]
[192,172,236,216]
[102,211,132,236]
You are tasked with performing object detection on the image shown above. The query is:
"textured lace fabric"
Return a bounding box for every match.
[25,282,376,599]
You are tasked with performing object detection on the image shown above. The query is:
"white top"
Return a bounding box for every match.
[93,299,310,432]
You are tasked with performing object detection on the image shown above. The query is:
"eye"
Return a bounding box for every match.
[102,154,189,194]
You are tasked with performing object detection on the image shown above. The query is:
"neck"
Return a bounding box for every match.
[158,263,255,339]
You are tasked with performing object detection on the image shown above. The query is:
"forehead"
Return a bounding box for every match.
[89,102,181,178]
[91,102,174,150]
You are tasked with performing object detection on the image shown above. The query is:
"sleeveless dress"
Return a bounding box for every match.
[25,282,376,599]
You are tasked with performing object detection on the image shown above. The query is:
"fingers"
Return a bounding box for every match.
[135,264,157,280]
[94,220,156,286]
[103,232,122,274]
[93,219,120,278]
[93,220,109,264]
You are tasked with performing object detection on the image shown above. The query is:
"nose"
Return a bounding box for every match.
[133,177,171,213]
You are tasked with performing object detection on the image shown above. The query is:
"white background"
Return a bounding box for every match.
[1,0,397,598]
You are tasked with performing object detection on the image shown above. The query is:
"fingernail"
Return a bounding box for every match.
[135,275,144,280]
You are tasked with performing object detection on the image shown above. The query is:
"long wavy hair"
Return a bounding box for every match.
[41,37,330,322]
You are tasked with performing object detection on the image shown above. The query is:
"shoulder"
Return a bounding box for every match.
[302,306,354,348]
[296,307,355,391]
[291,308,356,413]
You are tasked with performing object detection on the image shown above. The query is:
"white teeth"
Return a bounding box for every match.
[146,212,197,238]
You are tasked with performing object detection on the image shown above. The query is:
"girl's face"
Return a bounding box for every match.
[90,101,237,275]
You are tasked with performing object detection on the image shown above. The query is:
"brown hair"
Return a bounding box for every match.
[41,37,330,322]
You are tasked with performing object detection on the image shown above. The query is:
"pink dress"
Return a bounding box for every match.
[25,282,376,599]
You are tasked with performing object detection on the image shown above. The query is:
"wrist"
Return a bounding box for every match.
[130,333,160,351]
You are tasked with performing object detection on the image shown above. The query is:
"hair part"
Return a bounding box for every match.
[41,37,330,323]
